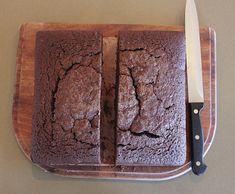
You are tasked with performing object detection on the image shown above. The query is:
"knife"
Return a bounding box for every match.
[185,0,207,175]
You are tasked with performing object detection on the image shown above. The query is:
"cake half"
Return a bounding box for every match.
[31,31,102,166]
[116,31,186,166]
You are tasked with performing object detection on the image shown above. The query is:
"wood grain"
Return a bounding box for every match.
[13,23,217,180]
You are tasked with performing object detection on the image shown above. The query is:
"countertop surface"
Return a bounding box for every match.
[0,0,234,193]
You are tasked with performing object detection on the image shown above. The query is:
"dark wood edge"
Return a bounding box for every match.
[12,23,32,159]
[204,28,217,153]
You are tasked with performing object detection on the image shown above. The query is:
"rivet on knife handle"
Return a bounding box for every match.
[189,103,207,175]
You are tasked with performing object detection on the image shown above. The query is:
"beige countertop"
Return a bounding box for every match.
[0,0,234,193]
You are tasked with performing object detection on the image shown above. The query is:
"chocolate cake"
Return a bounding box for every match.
[31,31,102,166]
[116,31,186,166]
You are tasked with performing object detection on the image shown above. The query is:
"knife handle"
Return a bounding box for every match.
[189,103,207,175]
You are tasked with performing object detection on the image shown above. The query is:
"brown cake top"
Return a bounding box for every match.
[32,31,102,165]
[116,31,186,165]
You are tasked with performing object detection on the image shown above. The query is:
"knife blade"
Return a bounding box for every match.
[185,0,207,175]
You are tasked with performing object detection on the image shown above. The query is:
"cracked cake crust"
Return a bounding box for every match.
[116,31,186,166]
[31,31,102,165]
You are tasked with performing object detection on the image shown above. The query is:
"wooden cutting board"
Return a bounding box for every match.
[13,23,217,181]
